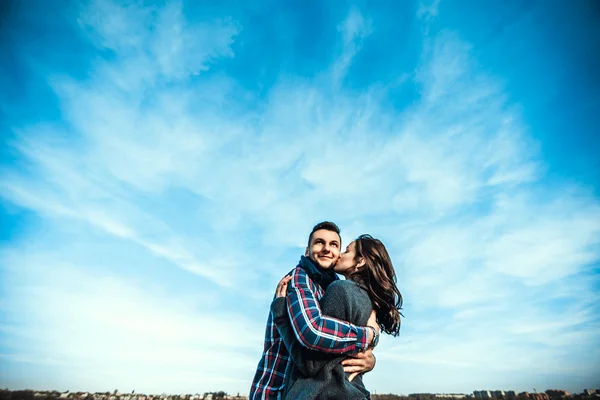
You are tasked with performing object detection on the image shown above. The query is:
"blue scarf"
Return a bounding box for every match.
[297,255,339,290]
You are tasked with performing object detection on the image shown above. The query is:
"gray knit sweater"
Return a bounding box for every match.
[271,279,373,400]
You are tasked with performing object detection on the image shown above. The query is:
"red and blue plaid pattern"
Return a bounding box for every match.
[249,266,368,400]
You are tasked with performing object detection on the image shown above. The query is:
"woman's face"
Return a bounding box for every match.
[334,241,360,276]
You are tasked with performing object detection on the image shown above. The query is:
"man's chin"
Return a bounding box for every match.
[315,260,335,270]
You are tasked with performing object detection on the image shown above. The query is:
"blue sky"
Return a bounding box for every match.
[1,0,599,395]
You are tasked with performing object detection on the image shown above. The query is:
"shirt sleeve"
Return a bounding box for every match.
[271,297,316,376]
[286,268,369,354]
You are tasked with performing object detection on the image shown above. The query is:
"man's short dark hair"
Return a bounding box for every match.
[307,221,341,246]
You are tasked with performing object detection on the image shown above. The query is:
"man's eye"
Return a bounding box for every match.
[332,243,338,247]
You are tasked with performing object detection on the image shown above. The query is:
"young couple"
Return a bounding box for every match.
[250,221,403,400]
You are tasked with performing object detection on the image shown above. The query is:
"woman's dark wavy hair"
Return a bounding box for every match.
[350,234,403,336]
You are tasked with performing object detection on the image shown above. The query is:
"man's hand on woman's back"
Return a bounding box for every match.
[341,348,376,382]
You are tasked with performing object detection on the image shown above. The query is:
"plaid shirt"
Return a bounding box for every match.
[250,260,369,400]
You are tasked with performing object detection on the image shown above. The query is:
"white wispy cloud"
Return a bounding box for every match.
[332,6,373,84]
[418,0,442,22]
[1,0,599,395]
[1,247,262,393]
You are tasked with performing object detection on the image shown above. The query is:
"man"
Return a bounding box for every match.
[250,221,379,399]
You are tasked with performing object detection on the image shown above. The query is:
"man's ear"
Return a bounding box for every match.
[305,247,309,257]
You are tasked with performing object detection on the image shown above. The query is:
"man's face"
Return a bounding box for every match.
[305,229,341,269]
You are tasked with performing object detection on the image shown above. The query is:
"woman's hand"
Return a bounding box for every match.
[275,275,292,298]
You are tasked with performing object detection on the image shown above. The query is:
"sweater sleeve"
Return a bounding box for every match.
[285,268,369,354]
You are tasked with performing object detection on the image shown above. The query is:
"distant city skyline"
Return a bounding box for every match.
[3,388,598,399]
[1,0,599,395]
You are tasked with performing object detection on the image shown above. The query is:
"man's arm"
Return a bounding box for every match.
[273,278,376,378]
[271,296,317,376]
[286,268,372,354]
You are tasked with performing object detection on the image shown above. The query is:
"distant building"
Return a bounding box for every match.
[530,393,550,400]
[583,390,596,396]
[518,392,531,400]
[546,391,569,399]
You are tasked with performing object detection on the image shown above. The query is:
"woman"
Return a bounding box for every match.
[271,234,403,399]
